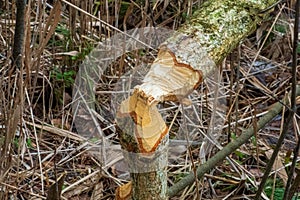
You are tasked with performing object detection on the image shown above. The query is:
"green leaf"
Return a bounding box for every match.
[26,138,33,149]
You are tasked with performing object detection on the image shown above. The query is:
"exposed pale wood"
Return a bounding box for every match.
[117,0,280,199]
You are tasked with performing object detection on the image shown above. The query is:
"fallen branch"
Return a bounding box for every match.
[116,0,282,199]
[256,1,300,198]
[168,86,300,197]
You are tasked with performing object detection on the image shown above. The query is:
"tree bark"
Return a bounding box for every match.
[168,86,300,197]
[117,0,280,199]
[12,0,26,69]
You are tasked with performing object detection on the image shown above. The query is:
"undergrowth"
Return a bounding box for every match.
[0,0,299,199]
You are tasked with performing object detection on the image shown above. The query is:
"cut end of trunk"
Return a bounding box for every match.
[118,89,168,153]
[117,46,205,153]
[136,46,203,102]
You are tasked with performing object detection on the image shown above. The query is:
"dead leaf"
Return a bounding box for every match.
[265,149,288,186]
[91,181,104,200]
[51,118,71,130]
[46,173,65,200]
[239,67,273,95]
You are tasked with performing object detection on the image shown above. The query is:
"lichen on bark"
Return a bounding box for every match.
[116,0,280,199]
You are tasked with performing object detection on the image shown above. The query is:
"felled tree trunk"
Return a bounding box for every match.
[116,0,278,199]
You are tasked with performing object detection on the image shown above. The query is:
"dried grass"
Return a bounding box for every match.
[0,0,299,199]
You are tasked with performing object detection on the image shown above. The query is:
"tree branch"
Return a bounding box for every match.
[168,86,300,197]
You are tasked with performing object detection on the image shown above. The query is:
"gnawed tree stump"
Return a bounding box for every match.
[116,0,279,199]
